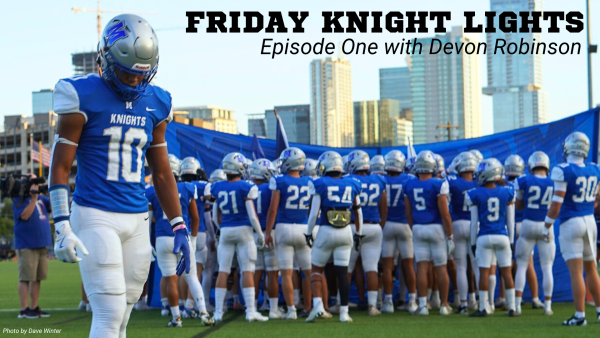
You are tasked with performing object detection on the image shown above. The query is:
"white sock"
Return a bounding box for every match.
[488,275,496,306]
[461,301,467,307]
[515,296,522,312]
[336,292,341,306]
[419,297,427,308]
[408,293,416,303]
[161,298,169,307]
[385,294,393,302]
[545,300,552,309]
[185,299,194,309]
[432,290,440,302]
[269,298,278,312]
[575,311,585,319]
[288,305,296,313]
[479,291,488,312]
[313,297,322,309]
[171,305,180,320]
[505,288,515,311]
[340,305,349,314]
[178,299,185,307]
[242,288,256,313]
[215,288,227,315]
[293,289,300,306]
[469,293,476,302]
[533,297,540,303]
[367,291,378,307]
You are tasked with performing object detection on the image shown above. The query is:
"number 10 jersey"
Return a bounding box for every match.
[53,74,173,213]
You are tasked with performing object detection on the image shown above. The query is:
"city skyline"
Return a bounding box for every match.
[0,0,598,139]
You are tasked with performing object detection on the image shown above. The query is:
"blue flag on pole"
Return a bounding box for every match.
[275,110,290,158]
[250,134,266,160]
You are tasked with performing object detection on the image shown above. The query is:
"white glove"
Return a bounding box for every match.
[447,239,455,256]
[54,221,89,263]
[542,226,550,242]
[256,233,265,249]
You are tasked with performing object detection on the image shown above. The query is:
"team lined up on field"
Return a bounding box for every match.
[147,131,600,326]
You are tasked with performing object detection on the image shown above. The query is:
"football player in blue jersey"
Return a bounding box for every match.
[210,152,268,323]
[346,150,387,316]
[543,132,600,326]
[49,15,192,338]
[404,151,454,316]
[513,151,555,315]
[147,155,212,327]
[248,159,284,319]
[467,158,518,317]
[447,152,479,314]
[304,151,363,323]
[265,147,313,319]
[381,150,417,314]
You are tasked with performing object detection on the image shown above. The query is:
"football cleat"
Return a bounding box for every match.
[494,298,508,311]
[469,310,487,318]
[396,300,407,310]
[532,299,544,309]
[544,308,554,316]
[452,295,461,309]
[368,305,381,316]
[439,305,452,315]
[407,301,418,314]
[412,306,429,316]
[507,310,521,317]
[78,301,87,311]
[340,311,353,323]
[269,308,286,319]
[348,301,358,308]
[454,305,468,315]
[86,303,92,313]
[430,297,441,310]
[381,301,394,313]
[488,305,495,314]
[161,306,171,317]
[321,310,332,319]
[246,311,269,322]
[206,304,215,313]
[182,308,197,319]
[167,317,183,327]
[467,299,478,311]
[298,309,310,318]
[296,302,305,310]
[199,313,215,326]
[305,305,324,323]
[562,315,587,326]
[283,309,297,320]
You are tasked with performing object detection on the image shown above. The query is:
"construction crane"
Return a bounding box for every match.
[72,0,157,41]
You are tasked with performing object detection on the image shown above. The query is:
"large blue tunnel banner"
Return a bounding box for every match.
[153,108,599,304]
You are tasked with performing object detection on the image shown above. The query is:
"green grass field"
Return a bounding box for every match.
[1,260,599,337]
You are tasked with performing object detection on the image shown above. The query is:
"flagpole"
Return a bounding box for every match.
[39,141,43,177]
[29,133,33,174]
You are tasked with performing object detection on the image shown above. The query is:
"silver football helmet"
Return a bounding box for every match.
[272,158,282,175]
[346,150,371,174]
[248,158,276,182]
[413,151,438,174]
[317,151,344,175]
[97,14,159,101]
[475,158,505,186]
[446,156,460,175]
[279,147,306,173]
[209,169,227,183]
[470,149,484,163]
[302,159,319,178]
[369,155,386,175]
[527,151,550,172]
[456,152,478,174]
[180,157,202,178]
[168,154,181,177]
[221,152,247,176]
[504,154,525,177]
[434,154,445,174]
[384,150,406,173]
[563,132,590,159]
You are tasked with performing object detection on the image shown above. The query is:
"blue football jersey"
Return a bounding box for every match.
[508,178,525,222]
[191,181,209,232]
[385,174,414,223]
[53,74,172,214]
[447,176,477,221]
[254,183,272,230]
[551,163,600,222]
[211,180,258,227]
[349,174,386,223]
[516,175,554,222]
[147,182,197,238]
[309,176,362,226]
[403,178,449,225]
[466,186,514,237]
[269,175,312,224]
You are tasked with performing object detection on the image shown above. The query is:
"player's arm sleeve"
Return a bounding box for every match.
[245,200,263,236]
[53,80,88,123]
[306,194,321,236]
[438,180,449,196]
[470,205,479,246]
[507,203,515,243]
[308,180,317,196]
[212,202,220,230]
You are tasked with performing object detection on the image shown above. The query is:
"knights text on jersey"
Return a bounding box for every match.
[254,183,272,230]
[551,163,600,222]
[53,74,172,213]
[309,176,362,226]
[269,175,312,224]
[403,178,449,225]
[385,174,414,223]
[191,181,209,232]
[516,175,554,222]
[146,182,197,238]
[466,186,514,237]
[447,175,477,221]
[350,174,387,223]
[211,180,258,227]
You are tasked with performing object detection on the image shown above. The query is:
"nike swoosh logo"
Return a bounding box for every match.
[144,217,149,221]
[146,107,156,111]
[59,237,65,249]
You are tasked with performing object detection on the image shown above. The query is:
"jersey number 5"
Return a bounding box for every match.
[104,127,147,183]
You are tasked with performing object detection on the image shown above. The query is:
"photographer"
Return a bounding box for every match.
[12,174,52,319]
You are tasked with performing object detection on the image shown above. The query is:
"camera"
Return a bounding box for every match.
[0,175,47,199]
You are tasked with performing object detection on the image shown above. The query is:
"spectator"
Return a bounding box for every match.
[13,175,52,319]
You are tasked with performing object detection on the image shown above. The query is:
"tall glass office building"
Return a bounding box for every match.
[379,67,412,111]
[483,0,547,133]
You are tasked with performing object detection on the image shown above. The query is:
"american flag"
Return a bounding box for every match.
[31,141,51,168]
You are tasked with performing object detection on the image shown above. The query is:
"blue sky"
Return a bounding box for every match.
[0,0,598,136]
